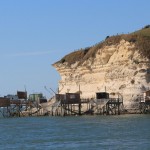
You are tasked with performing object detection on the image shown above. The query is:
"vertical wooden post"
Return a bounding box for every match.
[114,104,116,115]
[60,102,62,116]
[63,103,66,116]
[19,104,21,117]
[79,102,81,115]
[118,100,120,115]
[106,103,109,115]
[70,104,72,115]
[7,106,9,117]
[52,106,53,116]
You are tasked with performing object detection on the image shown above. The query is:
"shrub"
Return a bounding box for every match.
[144,25,150,29]
[61,58,65,63]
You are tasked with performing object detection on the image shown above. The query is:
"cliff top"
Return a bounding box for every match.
[54,25,150,66]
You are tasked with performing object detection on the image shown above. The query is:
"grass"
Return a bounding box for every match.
[134,26,150,37]
[59,47,91,64]
[56,26,150,66]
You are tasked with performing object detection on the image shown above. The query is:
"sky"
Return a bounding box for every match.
[0,0,150,99]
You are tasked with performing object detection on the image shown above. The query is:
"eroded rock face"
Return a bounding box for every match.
[53,40,150,109]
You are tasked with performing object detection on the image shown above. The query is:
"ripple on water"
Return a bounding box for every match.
[0,115,150,150]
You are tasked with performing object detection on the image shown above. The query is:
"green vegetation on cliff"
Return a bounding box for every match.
[57,25,150,65]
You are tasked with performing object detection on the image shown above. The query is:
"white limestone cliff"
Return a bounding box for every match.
[53,39,150,110]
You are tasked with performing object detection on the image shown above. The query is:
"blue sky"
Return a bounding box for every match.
[0,0,150,98]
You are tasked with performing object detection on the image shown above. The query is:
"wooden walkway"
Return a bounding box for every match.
[50,97,124,116]
[0,93,124,118]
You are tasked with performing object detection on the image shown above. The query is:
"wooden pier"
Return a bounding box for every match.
[88,98,123,115]
[50,93,82,116]
[139,90,150,113]
[50,92,124,116]
[0,91,47,118]
[139,99,150,114]
[0,91,124,118]
[106,98,123,115]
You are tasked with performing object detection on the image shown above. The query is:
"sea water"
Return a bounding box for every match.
[0,114,150,150]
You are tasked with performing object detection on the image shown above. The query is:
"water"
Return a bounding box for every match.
[0,115,150,150]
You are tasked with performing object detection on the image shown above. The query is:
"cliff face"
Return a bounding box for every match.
[53,27,150,110]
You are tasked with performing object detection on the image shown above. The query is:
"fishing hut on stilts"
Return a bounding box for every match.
[139,90,150,113]
[50,91,124,116]
[0,98,10,117]
[0,91,29,117]
[50,93,82,116]
[87,92,124,115]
